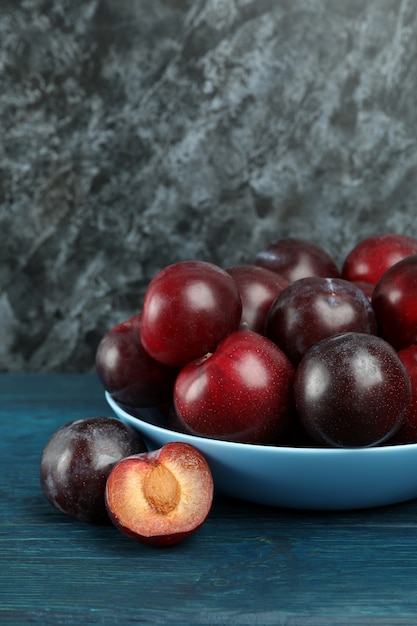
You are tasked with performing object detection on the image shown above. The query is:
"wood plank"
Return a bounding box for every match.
[2,374,417,624]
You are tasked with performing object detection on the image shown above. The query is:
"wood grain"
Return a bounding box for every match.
[2,373,417,624]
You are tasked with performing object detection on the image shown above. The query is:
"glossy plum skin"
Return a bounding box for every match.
[225,265,289,334]
[95,314,178,407]
[265,277,377,366]
[294,333,411,448]
[372,255,417,350]
[254,237,340,283]
[342,233,417,285]
[390,346,417,444]
[352,280,374,301]
[141,260,242,367]
[173,330,295,444]
[40,417,147,523]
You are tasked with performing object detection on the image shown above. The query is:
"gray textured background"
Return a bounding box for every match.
[2,0,417,372]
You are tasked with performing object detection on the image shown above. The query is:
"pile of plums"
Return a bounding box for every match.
[41,232,417,544]
[96,232,417,449]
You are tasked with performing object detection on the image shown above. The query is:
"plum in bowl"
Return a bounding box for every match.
[105,392,417,512]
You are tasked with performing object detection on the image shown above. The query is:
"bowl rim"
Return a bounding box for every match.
[105,392,417,457]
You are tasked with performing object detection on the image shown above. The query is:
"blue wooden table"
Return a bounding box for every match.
[3,373,417,625]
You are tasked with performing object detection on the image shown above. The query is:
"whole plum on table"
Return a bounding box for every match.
[294,332,411,448]
[40,417,147,523]
[254,237,340,283]
[265,277,377,366]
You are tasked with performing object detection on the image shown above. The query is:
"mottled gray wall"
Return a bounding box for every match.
[2,0,417,372]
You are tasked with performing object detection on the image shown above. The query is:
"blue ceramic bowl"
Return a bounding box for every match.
[106,392,417,511]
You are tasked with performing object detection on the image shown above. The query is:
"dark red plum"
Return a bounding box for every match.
[226,265,288,334]
[352,280,374,301]
[141,260,242,367]
[254,237,340,283]
[40,417,147,523]
[294,332,411,448]
[342,233,417,285]
[95,314,178,407]
[372,255,417,350]
[265,277,377,366]
[390,345,417,444]
[173,330,295,444]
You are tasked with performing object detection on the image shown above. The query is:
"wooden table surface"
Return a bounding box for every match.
[3,373,417,625]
